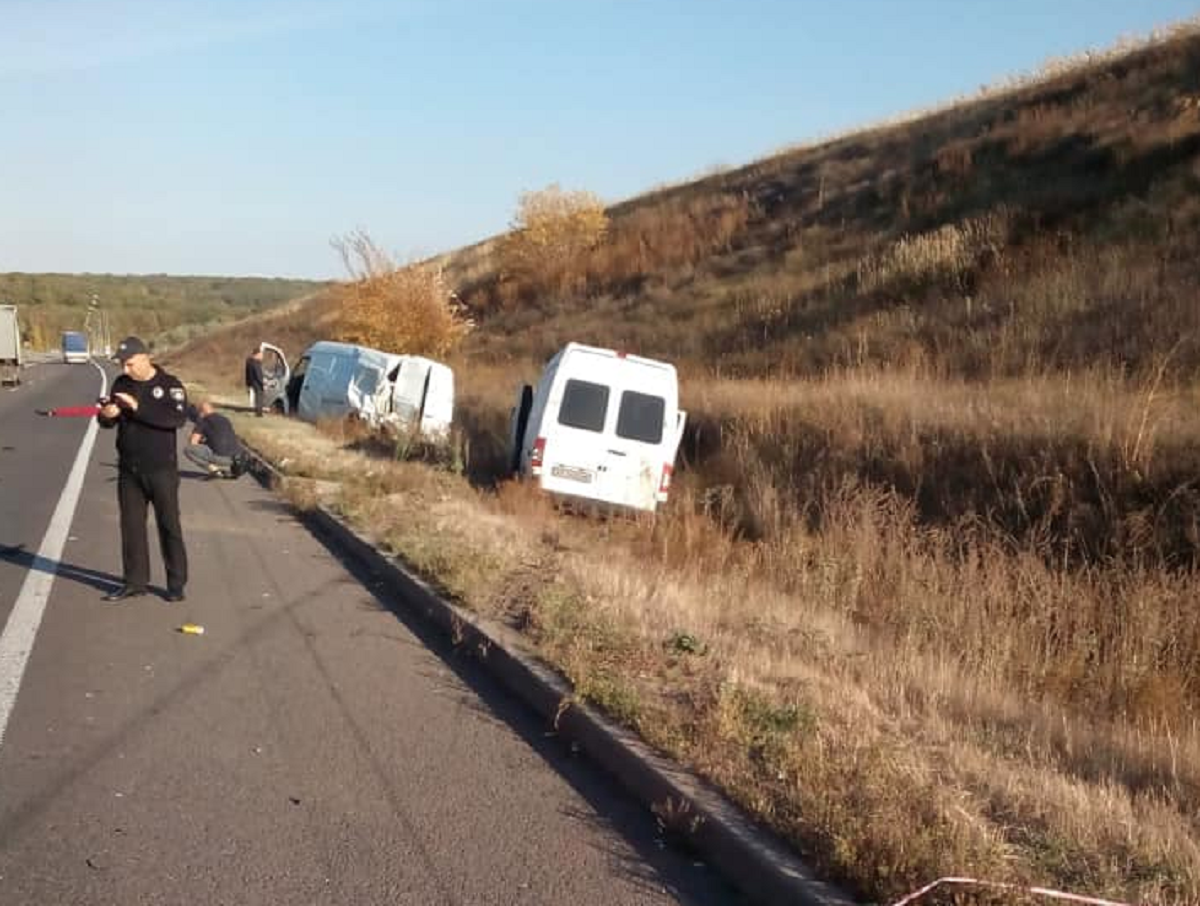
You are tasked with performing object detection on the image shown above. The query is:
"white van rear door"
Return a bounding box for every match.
[538,355,676,511]
[605,384,670,511]
[539,377,612,500]
[656,409,687,504]
[420,364,454,437]
[389,358,428,427]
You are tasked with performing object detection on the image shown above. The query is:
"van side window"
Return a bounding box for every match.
[354,366,380,397]
[558,379,609,433]
[329,355,353,388]
[616,391,665,444]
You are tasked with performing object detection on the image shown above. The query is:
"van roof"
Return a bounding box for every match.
[556,342,677,374]
[304,341,453,370]
[396,354,450,370]
[305,340,401,366]
[307,340,376,357]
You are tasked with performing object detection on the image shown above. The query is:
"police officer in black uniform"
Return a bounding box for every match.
[97,336,189,602]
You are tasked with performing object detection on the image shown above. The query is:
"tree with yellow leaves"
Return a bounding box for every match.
[498,184,609,297]
[330,230,472,358]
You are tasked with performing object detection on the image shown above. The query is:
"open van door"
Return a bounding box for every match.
[388,357,428,428]
[508,384,534,475]
[260,342,291,414]
[419,362,453,437]
[388,357,454,437]
[656,410,687,505]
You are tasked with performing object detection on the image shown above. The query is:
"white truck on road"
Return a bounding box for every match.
[0,305,22,386]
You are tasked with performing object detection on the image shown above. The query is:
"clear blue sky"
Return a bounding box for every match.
[2,0,1197,279]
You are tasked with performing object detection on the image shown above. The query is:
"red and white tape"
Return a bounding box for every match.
[889,876,1136,906]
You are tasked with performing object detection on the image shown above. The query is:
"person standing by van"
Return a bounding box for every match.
[244,346,264,417]
[97,336,189,602]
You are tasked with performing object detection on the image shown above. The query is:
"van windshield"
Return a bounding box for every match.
[616,391,665,444]
[63,333,87,352]
[558,379,609,433]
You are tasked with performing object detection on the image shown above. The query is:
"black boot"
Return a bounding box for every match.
[103,586,147,602]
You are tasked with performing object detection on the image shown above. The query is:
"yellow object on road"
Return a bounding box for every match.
[178,623,205,635]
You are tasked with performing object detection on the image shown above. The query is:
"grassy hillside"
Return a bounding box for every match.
[159,287,340,388]
[441,26,1200,568]
[176,24,1200,904]
[455,30,1200,382]
[0,272,329,351]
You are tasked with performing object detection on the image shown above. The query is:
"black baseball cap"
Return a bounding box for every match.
[114,336,148,363]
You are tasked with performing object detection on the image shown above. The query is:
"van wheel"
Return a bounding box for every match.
[272,399,285,415]
[508,384,533,475]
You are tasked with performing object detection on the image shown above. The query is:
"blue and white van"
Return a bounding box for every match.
[285,340,454,437]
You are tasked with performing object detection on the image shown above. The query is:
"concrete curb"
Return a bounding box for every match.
[244,447,860,906]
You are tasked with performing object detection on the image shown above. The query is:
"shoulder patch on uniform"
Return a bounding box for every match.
[152,386,165,399]
[169,387,185,401]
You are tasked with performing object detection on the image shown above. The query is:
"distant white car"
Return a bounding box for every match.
[509,342,687,513]
[286,340,454,437]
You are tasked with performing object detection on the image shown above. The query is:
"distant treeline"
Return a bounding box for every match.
[0,272,331,349]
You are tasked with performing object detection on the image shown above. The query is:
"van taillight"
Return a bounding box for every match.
[658,463,674,497]
[531,436,547,475]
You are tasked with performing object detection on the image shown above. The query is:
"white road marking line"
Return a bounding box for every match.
[0,361,107,749]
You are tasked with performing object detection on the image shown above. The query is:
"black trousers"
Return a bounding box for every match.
[118,467,188,592]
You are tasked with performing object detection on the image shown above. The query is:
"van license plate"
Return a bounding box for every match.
[551,465,594,484]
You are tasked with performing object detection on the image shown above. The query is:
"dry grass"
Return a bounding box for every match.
[855,210,1011,295]
[230,406,1200,904]
[587,192,754,285]
[449,366,1200,725]
[463,190,754,316]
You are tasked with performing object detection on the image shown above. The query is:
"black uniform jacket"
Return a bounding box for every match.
[98,368,188,473]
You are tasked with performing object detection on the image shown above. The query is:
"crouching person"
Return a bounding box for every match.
[185,401,245,479]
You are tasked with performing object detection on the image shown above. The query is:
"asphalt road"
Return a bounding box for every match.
[0,360,740,905]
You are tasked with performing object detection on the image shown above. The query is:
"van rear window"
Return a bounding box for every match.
[616,391,665,444]
[558,379,609,432]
